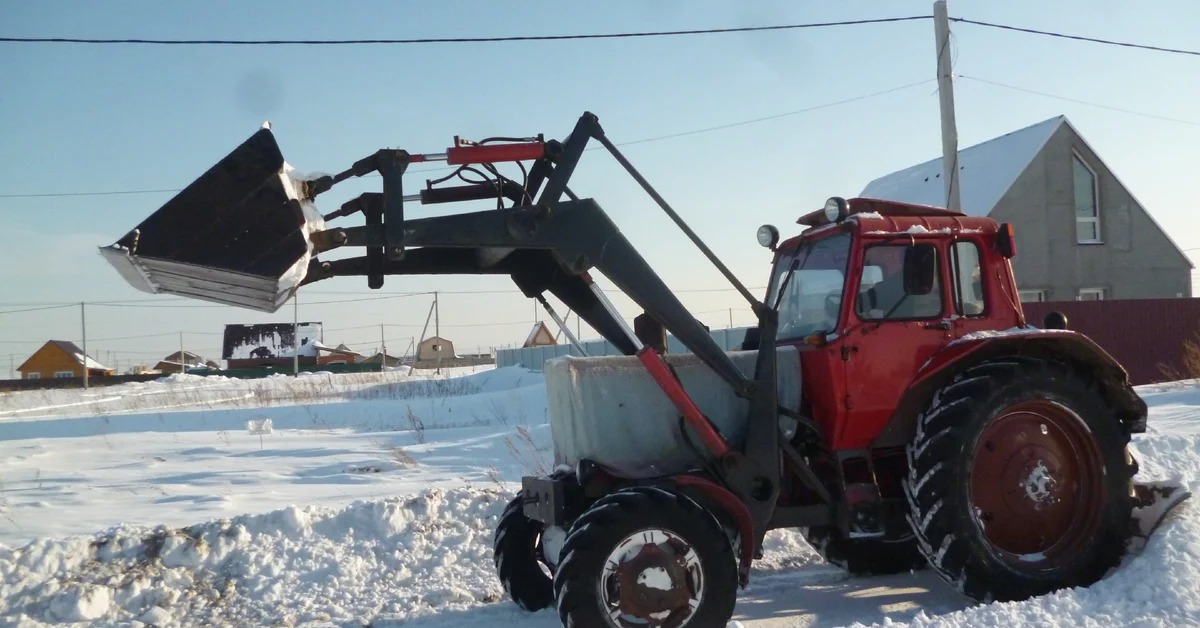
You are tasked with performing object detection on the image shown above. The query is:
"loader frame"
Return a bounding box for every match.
[302,112,834,554]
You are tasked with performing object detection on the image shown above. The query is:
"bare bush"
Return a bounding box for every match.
[1159,326,1200,383]
[504,425,551,477]
[406,406,426,444]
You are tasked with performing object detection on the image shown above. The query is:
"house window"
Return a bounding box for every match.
[1073,153,1101,244]
[54,371,74,378]
[25,372,41,380]
[1078,287,1107,301]
[1019,290,1047,303]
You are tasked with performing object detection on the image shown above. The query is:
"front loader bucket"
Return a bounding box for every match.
[100,126,325,313]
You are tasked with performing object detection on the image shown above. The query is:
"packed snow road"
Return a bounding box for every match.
[1,367,1197,626]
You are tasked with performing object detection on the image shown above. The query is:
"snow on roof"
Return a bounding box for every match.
[860,116,1065,217]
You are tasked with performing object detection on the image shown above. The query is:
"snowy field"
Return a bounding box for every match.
[0,366,1197,627]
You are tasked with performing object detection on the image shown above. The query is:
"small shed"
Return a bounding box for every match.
[522,322,557,348]
[417,336,456,361]
[17,340,115,380]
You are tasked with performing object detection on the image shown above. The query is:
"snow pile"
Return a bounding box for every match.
[1,488,513,626]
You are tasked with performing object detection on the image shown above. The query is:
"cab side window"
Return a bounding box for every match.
[952,242,985,316]
[857,244,943,320]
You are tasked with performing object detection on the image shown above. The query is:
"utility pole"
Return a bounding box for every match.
[434,291,441,374]
[179,331,185,374]
[728,308,734,329]
[933,0,962,211]
[292,294,299,376]
[80,302,88,389]
[380,323,387,372]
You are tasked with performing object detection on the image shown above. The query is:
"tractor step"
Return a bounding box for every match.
[1132,482,1192,539]
[99,127,324,313]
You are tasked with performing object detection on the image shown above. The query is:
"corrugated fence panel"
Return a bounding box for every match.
[1023,298,1200,385]
[498,326,752,371]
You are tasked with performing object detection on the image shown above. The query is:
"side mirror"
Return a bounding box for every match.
[903,245,937,295]
[740,327,761,351]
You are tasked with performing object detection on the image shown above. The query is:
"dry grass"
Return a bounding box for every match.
[1158,326,1200,383]
[504,424,551,477]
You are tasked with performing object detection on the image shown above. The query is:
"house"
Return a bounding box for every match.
[17,340,115,380]
[860,115,1192,302]
[522,322,558,348]
[316,343,364,366]
[417,336,456,361]
[357,351,406,367]
[154,350,212,373]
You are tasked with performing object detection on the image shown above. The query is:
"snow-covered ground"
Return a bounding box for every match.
[0,367,1196,627]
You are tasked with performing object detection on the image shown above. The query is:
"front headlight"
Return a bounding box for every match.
[824,197,849,223]
[757,224,779,249]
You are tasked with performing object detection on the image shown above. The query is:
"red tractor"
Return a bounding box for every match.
[102,112,1182,627]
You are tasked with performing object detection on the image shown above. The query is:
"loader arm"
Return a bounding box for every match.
[100,111,799,545]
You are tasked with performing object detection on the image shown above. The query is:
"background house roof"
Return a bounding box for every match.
[860,116,1065,216]
[31,340,113,371]
[522,322,556,347]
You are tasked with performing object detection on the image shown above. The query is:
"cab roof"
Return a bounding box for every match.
[796,197,965,227]
[781,197,1000,251]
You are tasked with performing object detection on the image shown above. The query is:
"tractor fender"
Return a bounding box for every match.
[872,328,1147,449]
[671,474,755,587]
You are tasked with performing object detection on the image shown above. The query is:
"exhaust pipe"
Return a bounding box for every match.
[100,125,325,313]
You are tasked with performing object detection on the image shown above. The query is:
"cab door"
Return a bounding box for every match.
[835,241,954,450]
[947,238,999,338]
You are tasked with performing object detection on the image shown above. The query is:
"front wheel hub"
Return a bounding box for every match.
[601,528,703,626]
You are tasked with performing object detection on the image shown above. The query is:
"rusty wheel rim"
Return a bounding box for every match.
[969,399,1104,569]
[599,528,703,627]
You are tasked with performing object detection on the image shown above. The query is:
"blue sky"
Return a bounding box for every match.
[2,0,1199,372]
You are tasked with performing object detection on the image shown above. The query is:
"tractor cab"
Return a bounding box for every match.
[760,196,1022,350]
[757,197,1030,474]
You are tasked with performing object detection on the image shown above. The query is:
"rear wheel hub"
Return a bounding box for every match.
[970,400,1104,568]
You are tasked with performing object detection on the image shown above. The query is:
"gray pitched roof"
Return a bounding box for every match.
[860,116,1065,216]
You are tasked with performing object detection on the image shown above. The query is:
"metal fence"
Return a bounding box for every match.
[1023,298,1200,385]
[496,327,752,371]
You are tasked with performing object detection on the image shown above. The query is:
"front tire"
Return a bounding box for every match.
[553,486,737,627]
[904,357,1135,602]
[494,495,555,611]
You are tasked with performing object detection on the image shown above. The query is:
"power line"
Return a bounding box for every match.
[951,17,1200,57]
[0,304,77,315]
[616,79,935,146]
[0,78,930,200]
[0,17,930,46]
[960,75,1200,127]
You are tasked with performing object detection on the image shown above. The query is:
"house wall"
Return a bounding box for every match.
[19,345,86,379]
[992,124,1192,300]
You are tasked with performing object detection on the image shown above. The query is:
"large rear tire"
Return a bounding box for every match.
[553,486,737,627]
[904,357,1135,602]
[494,495,556,611]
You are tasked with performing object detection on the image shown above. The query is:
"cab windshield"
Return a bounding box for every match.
[767,232,852,340]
